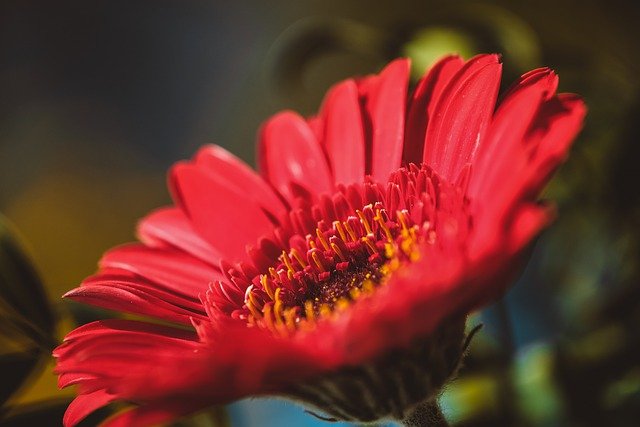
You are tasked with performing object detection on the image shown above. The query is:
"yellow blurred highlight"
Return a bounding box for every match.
[440,374,499,423]
[403,27,475,80]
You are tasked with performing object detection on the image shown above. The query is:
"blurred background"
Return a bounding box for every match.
[1,0,639,426]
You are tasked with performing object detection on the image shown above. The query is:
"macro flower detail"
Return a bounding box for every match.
[54,54,585,427]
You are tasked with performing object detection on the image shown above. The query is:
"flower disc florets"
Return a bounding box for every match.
[208,163,467,338]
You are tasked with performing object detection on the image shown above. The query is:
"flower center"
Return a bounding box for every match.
[208,164,468,337]
[244,205,422,335]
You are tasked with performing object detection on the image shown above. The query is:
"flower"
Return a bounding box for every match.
[54,54,585,427]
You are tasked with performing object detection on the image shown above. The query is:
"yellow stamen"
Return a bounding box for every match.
[396,210,409,231]
[343,221,358,242]
[362,236,378,254]
[245,289,263,320]
[281,250,295,273]
[304,300,316,323]
[316,228,331,251]
[273,288,284,325]
[261,275,275,299]
[375,210,393,241]
[284,308,298,331]
[311,251,326,272]
[336,297,350,311]
[330,242,346,261]
[333,220,347,242]
[248,289,262,310]
[262,304,275,330]
[362,279,375,294]
[384,242,396,258]
[290,248,307,267]
[319,303,331,318]
[356,210,373,234]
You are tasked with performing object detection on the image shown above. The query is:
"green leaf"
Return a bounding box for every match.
[0,215,55,346]
[0,214,56,408]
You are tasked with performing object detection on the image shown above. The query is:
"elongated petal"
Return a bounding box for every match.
[319,79,365,185]
[424,54,502,180]
[64,283,206,325]
[525,94,586,193]
[138,207,221,265]
[195,144,287,218]
[64,389,116,427]
[469,68,559,199]
[100,244,222,298]
[359,59,410,181]
[55,320,337,426]
[258,111,333,201]
[403,55,464,164]
[171,163,275,262]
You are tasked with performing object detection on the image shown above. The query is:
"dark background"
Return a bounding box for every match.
[1,1,639,426]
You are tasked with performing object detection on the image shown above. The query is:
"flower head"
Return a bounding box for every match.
[54,54,585,427]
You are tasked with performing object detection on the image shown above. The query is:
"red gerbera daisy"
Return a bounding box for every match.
[54,54,585,427]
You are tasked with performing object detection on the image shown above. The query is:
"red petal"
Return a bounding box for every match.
[403,55,464,164]
[63,389,115,427]
[360,59,410,181]
[57,319,197,345]
[64,283,205,325]
[258,111,333,201]
[99,244,222,298]
[474,93,586,224]
[319,79,365,185]
[469,68,558,199]
[424,54,502,181]
[507,203,555,253]
[194,144,286,219]
[525,94,586,193]
[171,163,275,262]
[138,207,222,266]
[82,269,204,311]
[55,319,337,421]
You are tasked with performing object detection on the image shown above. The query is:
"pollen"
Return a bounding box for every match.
[243,203,425,335]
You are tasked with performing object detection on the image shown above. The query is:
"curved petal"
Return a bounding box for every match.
[468,68,559,199]
[403,55,464,164]
[138,207,222,266]
[258,111,333,201]
[424,54,502,181]
[194,144,287,219]
[63,389,116,427]
[81,268,205,311]
[473,93,586,224]
[524,94,587,194]
[359,59,410,182]
[99,244,222,298]
[64,282,206,325]
[319,79,366,185]
[55,320,339,426]
[171,163,275,263]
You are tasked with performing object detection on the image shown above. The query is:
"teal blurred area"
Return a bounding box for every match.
[1,0,639,426]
